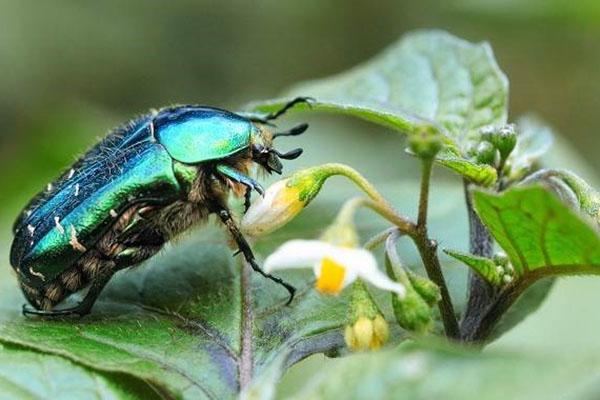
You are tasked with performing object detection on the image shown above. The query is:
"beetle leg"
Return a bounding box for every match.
[248,97,315,123]
[243,186,252,213]
[214,205,296,305]
[22,268,114,318]
[216,164,264,197]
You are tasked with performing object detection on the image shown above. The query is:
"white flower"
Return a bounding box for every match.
[264,240,405,297]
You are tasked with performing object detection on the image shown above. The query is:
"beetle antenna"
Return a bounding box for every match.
[262,97,315,121]
[272,148,303,160]
[273,123,309,139]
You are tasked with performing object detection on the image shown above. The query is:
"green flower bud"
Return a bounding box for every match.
[406,270,440,307]
[473,141,497,166]
[391,283,434,335]
[408,125,443,159]
[481,124,517,161]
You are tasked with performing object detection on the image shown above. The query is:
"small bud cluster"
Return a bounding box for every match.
[469,124,517,174]
[493,252,515,285]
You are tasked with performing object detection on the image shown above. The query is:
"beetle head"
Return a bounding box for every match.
[251,123,307,174]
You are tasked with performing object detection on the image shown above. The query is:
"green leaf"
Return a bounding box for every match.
[460,185,600,341]
[444,249,502,285]
[0,344,147,400]
[523,169,600,223]
[288,340,600,399]
[249,30,508,185]
[0,229,352,399]
[473,186,600,276]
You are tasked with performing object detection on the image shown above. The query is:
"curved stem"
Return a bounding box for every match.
[317,162,458,338]
[321,164,416,234]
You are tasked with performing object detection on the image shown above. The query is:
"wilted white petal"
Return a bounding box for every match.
[241,179,304,236]
[264,240,336,273]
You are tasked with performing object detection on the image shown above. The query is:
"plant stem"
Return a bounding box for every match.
[417,159,433,228]
[412,159,460,339]
[460,180,496,341]
[322,162,460,337]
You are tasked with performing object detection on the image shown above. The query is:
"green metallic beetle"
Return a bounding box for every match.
[10,97,310,316]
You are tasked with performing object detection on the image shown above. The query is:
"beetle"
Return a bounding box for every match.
[10,97,310,317]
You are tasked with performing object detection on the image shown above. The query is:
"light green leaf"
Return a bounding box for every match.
[444,249,502,285]
[473,186,600,276]
[0,344,147,400]
[289,340,600,400]
[249,30,508,185]
[461,185,600,341]
[523,169,600,223]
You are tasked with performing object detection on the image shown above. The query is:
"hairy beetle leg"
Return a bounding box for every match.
[215,206,296,305]
[243,186,252,213]
[217,164,264,213]
[22,268,114,318]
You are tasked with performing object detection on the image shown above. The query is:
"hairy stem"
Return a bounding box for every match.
[239,261,253,389]
[323,162,459,337]
[417,159,433,227]
[412,160,459,339]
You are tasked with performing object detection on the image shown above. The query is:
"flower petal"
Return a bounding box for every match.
[356,265,406,298]
[263,240,337,273]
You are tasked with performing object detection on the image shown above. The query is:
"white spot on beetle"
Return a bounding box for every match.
[69,224,87,252]
[149,121,156,141]
[110,209,118,218]
[67,168,75,179]
[29,267,46,281]
[27,224,35,236]
[46,183,53,192]
[54,216,65,235]
[25,210,32,217]
[74,183,80,196]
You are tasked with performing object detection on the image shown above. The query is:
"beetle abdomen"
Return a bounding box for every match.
[10,115,183,289]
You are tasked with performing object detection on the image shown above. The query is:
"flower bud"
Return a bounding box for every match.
[481,124,517,161]
[408,125,443,159]
[473,141,497,166]
[391,283,434,335]
[406,271,440,307]
[241,168,327,236]
[344,280,390,351]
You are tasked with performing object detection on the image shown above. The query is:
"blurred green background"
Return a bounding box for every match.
[1,1,599,397]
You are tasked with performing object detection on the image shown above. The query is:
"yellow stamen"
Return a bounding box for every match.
[315,257,346,295]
